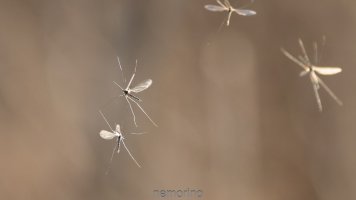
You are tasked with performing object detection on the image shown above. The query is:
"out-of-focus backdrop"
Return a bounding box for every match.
[0,0,356,199]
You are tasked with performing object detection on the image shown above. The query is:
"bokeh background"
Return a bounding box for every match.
[1,0,356,199]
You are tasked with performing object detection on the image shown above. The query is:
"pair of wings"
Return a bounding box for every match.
[100,124,121,140]
[129,79,153,93]
[281,48,342,75]
[204,5,256,16]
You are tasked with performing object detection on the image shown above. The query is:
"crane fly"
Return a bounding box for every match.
[281,37,343,111]
[99,110,145,173]
[205,0,256,26]
[114,57,158,127]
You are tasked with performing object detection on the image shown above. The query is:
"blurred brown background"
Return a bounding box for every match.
[0,0,356,199]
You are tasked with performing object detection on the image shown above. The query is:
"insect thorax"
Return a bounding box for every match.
[309,65,315,72]
[124,90,129,95]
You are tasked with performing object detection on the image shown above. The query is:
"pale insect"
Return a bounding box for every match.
[205,0,256,26]
[114,57,158,127]
[99,110,145,172]
[281,37,343,111]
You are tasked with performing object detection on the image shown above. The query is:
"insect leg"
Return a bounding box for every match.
[226,10,233,26]
[127,96,158,127]
[317,76,343,106]
[99,110,114,132]
[298,38,311,65]
[117,57,126,83]
[125,96,138,127]
[121,139,141,168]
[310,73,323,111]
[105,140,119,175]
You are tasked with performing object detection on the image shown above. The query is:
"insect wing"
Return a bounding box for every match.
[205,5,226,12]
[100,130,116,140]
[313,66,342,75]
[234,9,256,16]
[130,79,152,93]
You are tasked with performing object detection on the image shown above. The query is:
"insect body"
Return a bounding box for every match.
[281,38,343,111]
[99,110,143,170]
[205,0,256,26]
[114,57,157,127]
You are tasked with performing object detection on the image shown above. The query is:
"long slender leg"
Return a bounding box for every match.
[99,81,125,113]
[217,0,225,7]
[312,82,323,112]
[99,110,114,132]
[317,76,343,106]
[117,57,126,83]
[310,73,323,112]
[313,42,318,65]
[134,59,138,73]
[224,0,231,7]
[113,81,124,91]
[126,73,135,90]
[299,70,309,77]
[126,60,138,89]
[129,132,147,135]
[319,36,326,64]
[281,48,309,71]
[121,139,141,168]
[298,38,311,65]
[125,96,138,127]
[217,14,228,32]
[105,141,119,175]
[128,96,158,127]
[226,10,233,26]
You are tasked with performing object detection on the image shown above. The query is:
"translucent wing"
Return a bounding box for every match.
[234,9,256,16]
[100,130,116,140]
[130,79,152,93]
[205,5,226,12]
[313,66,342,75]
